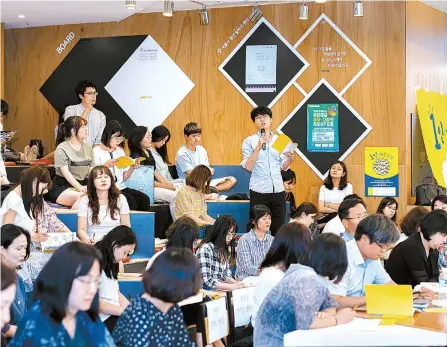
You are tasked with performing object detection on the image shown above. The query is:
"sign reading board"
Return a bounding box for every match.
[307,103,339,152]
[365,147,399,197]
[205,297,229,344]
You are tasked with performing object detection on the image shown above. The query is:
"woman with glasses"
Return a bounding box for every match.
[129,126,177,218]
[8,242,115,347]
[430,195,447,269]
[376,197,398,222]
[95,225,136,332]
[93,121,150,212]
[195,215,243,291]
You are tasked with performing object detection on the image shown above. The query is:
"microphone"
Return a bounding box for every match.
[261,129,266,150]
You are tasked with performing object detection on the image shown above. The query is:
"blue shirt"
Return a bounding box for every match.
[328,240,391,297]
[254,264,337,347]
[1,275,28,334]
[241,131,287,194]
[341,231,354,242]
[8,300,115,347]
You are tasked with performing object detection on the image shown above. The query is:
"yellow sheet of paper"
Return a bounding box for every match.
[365,284,414,317]
[423,307,447,313]
[380,319,397,326]
[272,134,295,153]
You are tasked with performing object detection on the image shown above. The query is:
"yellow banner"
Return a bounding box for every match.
[416,90,447,187]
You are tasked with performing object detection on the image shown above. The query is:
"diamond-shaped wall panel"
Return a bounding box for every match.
[278,79,372,179]
[219,18,309,108]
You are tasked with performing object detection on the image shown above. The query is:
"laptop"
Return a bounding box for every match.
[365,284,414,317]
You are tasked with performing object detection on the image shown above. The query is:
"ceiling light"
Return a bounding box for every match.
[163,0,174,17]
[249,4,263,23]
[18,14,26,19]
[314,0,327,3]
[125,0,136,10]
[299,3,309,20]
[354,0,363,17]
[199,5,210,25]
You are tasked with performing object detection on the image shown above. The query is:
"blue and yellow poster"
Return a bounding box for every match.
[365,147,398,197]
[307,103,339,152]
[416,89,447,188]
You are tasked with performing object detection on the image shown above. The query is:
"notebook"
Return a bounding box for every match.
[365,284,414,317]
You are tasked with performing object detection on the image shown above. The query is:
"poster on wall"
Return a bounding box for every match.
[245,45,277,93]
[416,89,447,188]
[365,147,399,197]
[306,103,339,152]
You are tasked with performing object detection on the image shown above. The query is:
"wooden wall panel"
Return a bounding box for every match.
[405,2,447,205]
[4,2,407,212]
[1,23,4,99]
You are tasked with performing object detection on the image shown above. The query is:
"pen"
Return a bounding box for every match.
[352,305,358,311]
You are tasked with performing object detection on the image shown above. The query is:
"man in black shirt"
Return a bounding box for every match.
[386,209,447,287]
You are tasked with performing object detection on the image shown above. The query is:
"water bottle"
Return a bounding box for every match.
[439,268,447,288]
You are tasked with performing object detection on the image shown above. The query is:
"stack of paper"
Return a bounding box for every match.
[41,232,75,252]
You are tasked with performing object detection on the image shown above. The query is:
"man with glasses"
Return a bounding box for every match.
[63,80,106,147]
[328,214,400,308]
[241,106,294,236]
[338,198,368,242]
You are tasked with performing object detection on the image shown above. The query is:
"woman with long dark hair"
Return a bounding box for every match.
[196,215,243,291]
[251,222,311,327]
[95,225,137,332]
[78,166,131,244]
[8,242,114,346]
[376,197,398,222]
[281,169,296,212]
[128,126,177,217]
[47,116,96,208]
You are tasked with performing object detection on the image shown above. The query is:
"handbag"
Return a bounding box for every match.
[125,166,155,204]
[1,149,21,163]
[415,177,446,206]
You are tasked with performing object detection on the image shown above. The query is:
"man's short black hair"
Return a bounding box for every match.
[250,106,272,122]
[344,194,362,201]
[420,209,447,241]
[143,247,202,303]
[301,233,348,284]
[1,99,9,117]
[338,198,366,221]
[184,122,202,136]
[354,214,400,244]
[75,80,97,102]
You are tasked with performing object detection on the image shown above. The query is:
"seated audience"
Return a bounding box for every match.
[8,242,114,346]
[95,226,136,332]
[431,195,447,268]
[318,161,353,223]
[46,116,95,208]
[322,194,363,236]
[290,202,318,229]
[0,225,30,339]
[1,254,17,334]
[113,248,200,347]
[175,122,236,193]
[236,205,274,280]
[252,222,311,328]
[386,210,447,287]
[175,165,215,225]
[329,198,367,242]
[94,121,150,212]
[328,214,400,307]
[281,169,296,212]
[77,166,130,244]
[399,206,429,242]
[376,197,398,222]
[196,215,243,290]
[254,234,355,347]
[0,166,70,280]
[63,80,106,147]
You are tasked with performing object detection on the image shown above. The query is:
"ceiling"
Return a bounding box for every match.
[1,0,446,29]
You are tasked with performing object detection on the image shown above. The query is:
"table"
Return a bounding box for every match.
[284,313,447,346]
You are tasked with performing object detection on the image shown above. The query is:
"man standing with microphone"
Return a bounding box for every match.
[241,106,294,236]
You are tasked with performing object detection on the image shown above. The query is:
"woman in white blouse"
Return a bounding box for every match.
[251,222,311,327]
[318,161,353,223]
[77,166,130,244]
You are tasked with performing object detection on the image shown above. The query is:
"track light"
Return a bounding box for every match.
[299,3,309,20]
[354,0,363,17]
[163,0,173,17]
[314,0,327,3]
[249,4,263,23]
[199,5,209,25]
[125,0,136,10]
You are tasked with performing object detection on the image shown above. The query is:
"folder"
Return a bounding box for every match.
[115,156,145,169]
[272,134,297,153]
[365,284,414,317]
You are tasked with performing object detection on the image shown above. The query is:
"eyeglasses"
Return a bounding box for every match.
[76,276,100,288]
[345,213,368,220]
[255,115,270,121]
[111,136,125,143]
[227,231,236,239]
[374,241,394,252]
[84,92,99,97]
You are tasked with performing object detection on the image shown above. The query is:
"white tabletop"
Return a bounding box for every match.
[283,318,447,346]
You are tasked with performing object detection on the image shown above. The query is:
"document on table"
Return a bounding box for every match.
[347,318,382,331]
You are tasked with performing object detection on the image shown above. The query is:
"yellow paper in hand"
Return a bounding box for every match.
[424,307,447,313]
[115,156,135,169]
[135,157,146,164]
[272,134,297,153]
[365,284,414,317]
